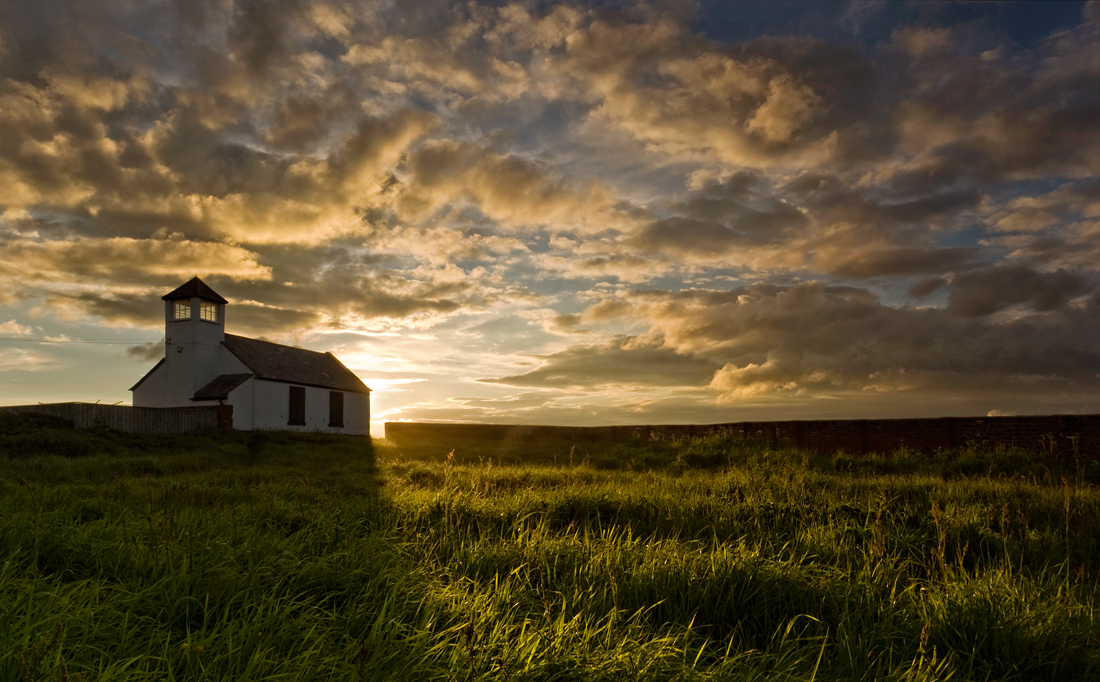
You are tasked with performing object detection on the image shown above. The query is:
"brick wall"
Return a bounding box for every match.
[386,414,1100,457]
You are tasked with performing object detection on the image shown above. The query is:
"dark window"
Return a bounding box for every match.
[329,391,344,428]
[288,386,305,425]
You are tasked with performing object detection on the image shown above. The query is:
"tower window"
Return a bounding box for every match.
[200,301,218,321]
[174,301,190,319]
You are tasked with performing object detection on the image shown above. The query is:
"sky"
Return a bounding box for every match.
[1,0,1098,436]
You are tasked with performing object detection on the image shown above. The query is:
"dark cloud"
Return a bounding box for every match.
[865,17,1100,188]
[946,266,1096,317]
[793,185,983,230]
[734,36,878,143]
[589,282,1100,399]
[829,247,976,280]
[126,342,164,362]
[229,0,306,76]
[486,336,720,389]
[548,313,585,334]
[629,217,743,256]
[46,291,163,326]
[909,276,947,299]
[264,95,339,150]
[227,304,322,337]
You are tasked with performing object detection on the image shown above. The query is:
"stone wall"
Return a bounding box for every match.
[386,414,1100,457]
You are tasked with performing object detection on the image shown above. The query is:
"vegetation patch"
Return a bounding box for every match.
[1,416,1097,680]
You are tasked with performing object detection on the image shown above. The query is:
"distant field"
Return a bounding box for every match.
[1,414,1098,681]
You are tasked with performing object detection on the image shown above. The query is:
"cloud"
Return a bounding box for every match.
[877,15,1100,187]
[226,304,324,337]
[0,347,60,372]
[581,282,1100,400]
[982,181,1100,270]
[126,342,164,362]
[628,174,810,258]
[946,265,1095,317]
[38,291,163,326]
[608,171,981,280]
[143,108,439,243]
[0,319,34,336]
[485,335,720,389]
[543,19,857,167]
[0,236,270,283]
[827,247,977,280]
[0,1,1097,420]
[391,139,631,235]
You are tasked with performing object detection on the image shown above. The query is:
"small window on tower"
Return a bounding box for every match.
[174,301,191,319]
[200,301,217,321]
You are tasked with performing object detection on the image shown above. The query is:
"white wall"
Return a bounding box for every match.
[344,391,370,435]
[132,360,173,407]
[160,343,210,405]
[135,372,369,434]
[132,340,208,408]
[250,379,369,435]
[133,342,249,409]
[136,296,227,407]
[217,351,251,376]
[224,376,255,430]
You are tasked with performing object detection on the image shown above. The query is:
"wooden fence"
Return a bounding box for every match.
[0,402,230,433]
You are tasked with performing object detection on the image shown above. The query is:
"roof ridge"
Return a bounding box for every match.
[162,276,228,304]
[225,332,327,355]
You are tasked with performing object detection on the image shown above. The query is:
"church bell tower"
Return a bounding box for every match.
[161,276,227,398]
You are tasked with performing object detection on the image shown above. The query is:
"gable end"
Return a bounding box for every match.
[129,357,166,392]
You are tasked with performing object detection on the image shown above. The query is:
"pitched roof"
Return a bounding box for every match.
[192,374,253,401]
[222,334,370,393]
[162,276,228,304]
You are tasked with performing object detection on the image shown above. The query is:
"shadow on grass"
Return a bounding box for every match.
[0,415,448,681]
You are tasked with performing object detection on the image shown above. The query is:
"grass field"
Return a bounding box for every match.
[2,413,1098,681]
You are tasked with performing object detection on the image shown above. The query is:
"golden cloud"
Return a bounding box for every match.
[0,237,270,282]
[393,140,632,234]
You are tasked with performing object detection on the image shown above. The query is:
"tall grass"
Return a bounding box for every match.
[1,417,1097,680]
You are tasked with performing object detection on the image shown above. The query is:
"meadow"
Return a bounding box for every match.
[1,413,1098,681]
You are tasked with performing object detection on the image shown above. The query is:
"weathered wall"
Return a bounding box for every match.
[386,414,1100,457]
[0,402,228,433]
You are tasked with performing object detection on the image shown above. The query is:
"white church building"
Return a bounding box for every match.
[131,277,371,434]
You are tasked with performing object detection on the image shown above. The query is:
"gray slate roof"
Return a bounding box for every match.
[222,334,370,393]
[192,374,253,401]
[162,276,228,304]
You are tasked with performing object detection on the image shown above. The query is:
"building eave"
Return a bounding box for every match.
[250,376,372,394]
